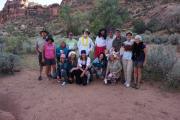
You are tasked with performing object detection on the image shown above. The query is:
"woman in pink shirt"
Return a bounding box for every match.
[94,29,107,58]
[42,36,56,80]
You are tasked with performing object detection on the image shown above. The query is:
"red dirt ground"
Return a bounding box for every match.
[0,70,180,120]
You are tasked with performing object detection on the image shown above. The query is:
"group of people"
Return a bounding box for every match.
[35,28,147,89]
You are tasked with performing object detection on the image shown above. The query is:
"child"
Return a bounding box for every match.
[57,54,68,86]
[92,52,107,79]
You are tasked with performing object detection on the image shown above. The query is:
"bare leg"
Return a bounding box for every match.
[46,65,51,79]
[40,66,43,76]
[38,65,43,80]
[137,67,142,89]
[133,67,138,84]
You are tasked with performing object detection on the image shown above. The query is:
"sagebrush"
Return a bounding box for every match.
[0,53,21,74]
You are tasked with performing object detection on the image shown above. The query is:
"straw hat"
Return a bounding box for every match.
[68,51,77,57]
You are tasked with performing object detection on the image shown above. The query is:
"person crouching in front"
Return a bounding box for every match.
[92,52,107,80]
[75,50,91,86]
[104,52,122,85]
[67,51,78,84]
[57,54,68,86]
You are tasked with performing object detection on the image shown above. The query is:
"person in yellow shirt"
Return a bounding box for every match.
[65,32,77,52]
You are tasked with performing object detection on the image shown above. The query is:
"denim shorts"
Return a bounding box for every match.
[45,59,56,65]
[133,61,144,68]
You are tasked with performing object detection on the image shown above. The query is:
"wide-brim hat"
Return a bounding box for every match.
[47,35,54,42]
[68,51,77,57]
[109,51,118,58]
[39,30,49,35]
[115,28,121,32]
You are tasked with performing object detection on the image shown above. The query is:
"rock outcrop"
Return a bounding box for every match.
[0,0,60,23]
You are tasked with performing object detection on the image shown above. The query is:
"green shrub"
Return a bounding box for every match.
[152,35,169,44]
[147,18,163,32]
[3,35,29,54]
[142,34,154,44]
[166,73,180,89]
[133,20,146,34]
[144,45,177,80]
[0,53,21,74]
[90,0,129,33]
[168,34,180,45]
[59,5,89,35]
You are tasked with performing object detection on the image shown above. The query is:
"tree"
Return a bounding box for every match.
[59,5,73,32]
[59,5,89,35]
[133,20,146,34]
[90,0,129,33]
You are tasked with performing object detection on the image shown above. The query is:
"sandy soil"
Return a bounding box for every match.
[0,69,180,120]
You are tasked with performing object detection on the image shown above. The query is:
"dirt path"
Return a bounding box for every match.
[0,70,180,120]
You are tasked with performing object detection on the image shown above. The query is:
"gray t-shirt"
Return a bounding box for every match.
[35,37,45,53]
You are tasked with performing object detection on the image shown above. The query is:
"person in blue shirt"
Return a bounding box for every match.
[92,52,107,79]
[57,54,68,86]
[56,41,69,63]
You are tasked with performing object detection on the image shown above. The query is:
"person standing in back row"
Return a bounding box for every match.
[65,32,77,53]
[121,32,134,88]
[112,29,126,52]
[35,30,49,81]
[77,29,94,56]
[132,35,147,89]
[94,28,107,58]
[42,36,56,80]
[106,29,115,52]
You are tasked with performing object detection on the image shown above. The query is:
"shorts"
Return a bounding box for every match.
[38,52,46,66]
[45,58,56,66]
[133,61,144,68]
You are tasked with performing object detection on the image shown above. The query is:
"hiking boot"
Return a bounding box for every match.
[48,74,53,80]
[135,84,140,89]
[132,83,137,88]
[38,76,42,81]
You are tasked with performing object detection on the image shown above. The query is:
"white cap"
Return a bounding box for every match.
[135,35,142,41]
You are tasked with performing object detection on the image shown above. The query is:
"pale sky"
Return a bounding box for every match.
[0,0,62,10]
